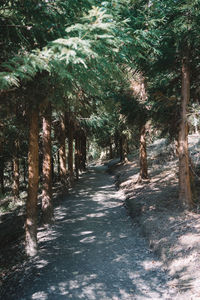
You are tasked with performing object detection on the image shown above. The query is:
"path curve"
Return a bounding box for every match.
[15,165,177,300]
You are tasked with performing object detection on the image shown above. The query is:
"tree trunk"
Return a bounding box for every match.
[119,135,124,162]
[42,103,53,224]
[178,48,193,208]
[23,157,27,184]
[0,126,5,194]
[75,133,80,180]
[58,113,67,188]
[25,108,39,257]
[57,149,60,177]
[124,136,128,162]
[109,140,113,159]
[68,121,74,185]
[83,135,87,170]
[119,134,127,162]
[80,131,86,171]
[0,144,4,195]
[138,125,148,182]
[126,139,130,155]
[13,140,20,200]
[51,155,54,183]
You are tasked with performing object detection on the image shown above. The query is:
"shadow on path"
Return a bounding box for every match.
[14,165,176,300]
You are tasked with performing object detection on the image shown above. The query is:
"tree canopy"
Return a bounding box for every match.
[1,0,200,256]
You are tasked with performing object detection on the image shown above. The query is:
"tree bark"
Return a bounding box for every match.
[13,140,20,200]
[42,103,53,224]
[23,157,27,184]
[119,134,127,162]
[58,113,67,188]
[126,139,130,155]
[124,136,128,162]
[57,149,60,177]
[75,133,80,179]
[138,124,148,182]
[178,47,193,208]
[68,121,74,185]
[119,135,124,162]
[115,134,119,157]
[109,140,113,159]
[80,130,86,171]
[0,144,4,195]
[25,108,39,257]
[0,125,5,194]
[51,155,54,183]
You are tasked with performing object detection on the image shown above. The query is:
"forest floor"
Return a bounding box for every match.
[1,135,200,299]
[1,163,178,299]
[110,134,200,300]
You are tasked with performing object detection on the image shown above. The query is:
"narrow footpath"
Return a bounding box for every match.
[14,165,177,300]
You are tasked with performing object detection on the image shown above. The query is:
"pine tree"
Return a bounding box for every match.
[25,105,39,256]
[42,102,54,224]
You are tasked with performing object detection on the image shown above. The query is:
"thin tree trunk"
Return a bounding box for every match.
[178,47,193,208]
[75,133,80,180]
[138,125,148,182]
[80,131,86,171]
[115,132,119,157]
[42,103,53,224]
[51,155,54,183]
[25,108,39,257]
[109,140,113,159]
[126,139,130,155]
[83,135,87,170]
[23,157,27,184]
[119,135,124,162]
[124,136,128,162]
[13,103,20,199]
[68,121,74,185]
[119,134,127,162]
[58,113,67,188]
[0,125,5,194]
[57,149,60,177]
[13,140,20,200]
[0,144,4,195]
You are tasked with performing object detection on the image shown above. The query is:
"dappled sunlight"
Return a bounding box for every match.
[179,232,200,248]
[80,235,96,243]
[86,212,107,218]
[72,231,93,237]
[141,259,162,271]
[37,228,60,243]
[119,148,200,298]
[16,165,177,299]
[113,254,129,263]
[36,259,49,269]
[32,291,48,299]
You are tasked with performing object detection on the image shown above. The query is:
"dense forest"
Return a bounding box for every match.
[1,0,200,264]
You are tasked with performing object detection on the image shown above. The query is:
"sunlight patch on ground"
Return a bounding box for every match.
[37,227,59,244]
[72,230,93,237]
[179,233,200,247]
[141,259,162,271]
[113,254,129,263]
[32,291,48,299]
[80,235,96,243]
[86,212,107,218]
[36,259,49,269]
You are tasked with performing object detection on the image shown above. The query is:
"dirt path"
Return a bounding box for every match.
[12,165,177,300]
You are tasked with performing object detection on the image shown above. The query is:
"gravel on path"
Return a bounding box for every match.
[13,165,178,300]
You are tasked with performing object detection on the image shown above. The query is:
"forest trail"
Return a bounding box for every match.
[14,165,177,300]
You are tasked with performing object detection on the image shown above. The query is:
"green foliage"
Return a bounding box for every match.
[0,52,51,89]
[1,0,200,156]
